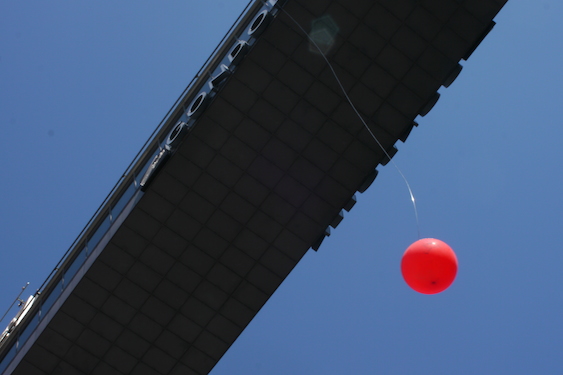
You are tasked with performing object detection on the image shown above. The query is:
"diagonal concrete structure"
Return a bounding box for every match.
[0,0,508,373]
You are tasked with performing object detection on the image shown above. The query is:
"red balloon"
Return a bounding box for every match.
[401,238,458,294]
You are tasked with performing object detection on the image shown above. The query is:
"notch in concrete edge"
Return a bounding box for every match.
[357,169,379,193]
[330,210,344,229]
[399,121,418,143]
[343,195,357,212]
[443,63,463,88]
[311,227,331,251]
[419,92,440,117]
[380,146,398,166]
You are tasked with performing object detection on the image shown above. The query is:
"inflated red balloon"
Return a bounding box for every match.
[401,238,458,294]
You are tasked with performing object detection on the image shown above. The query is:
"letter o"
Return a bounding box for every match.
[248,10,272,37]
[187,91,208,118]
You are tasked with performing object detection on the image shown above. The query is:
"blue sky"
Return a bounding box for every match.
[1,1,562,374]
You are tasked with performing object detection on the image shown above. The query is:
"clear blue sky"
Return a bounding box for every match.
[1,1,562,374]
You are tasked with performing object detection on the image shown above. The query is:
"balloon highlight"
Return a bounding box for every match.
[401,238,458,294]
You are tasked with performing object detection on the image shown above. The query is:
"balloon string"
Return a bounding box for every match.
[279,7,421,239]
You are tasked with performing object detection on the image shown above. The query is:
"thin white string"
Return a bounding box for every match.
[279,8,421,239]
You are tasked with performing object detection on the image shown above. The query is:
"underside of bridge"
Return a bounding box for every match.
[1,0,508,374]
